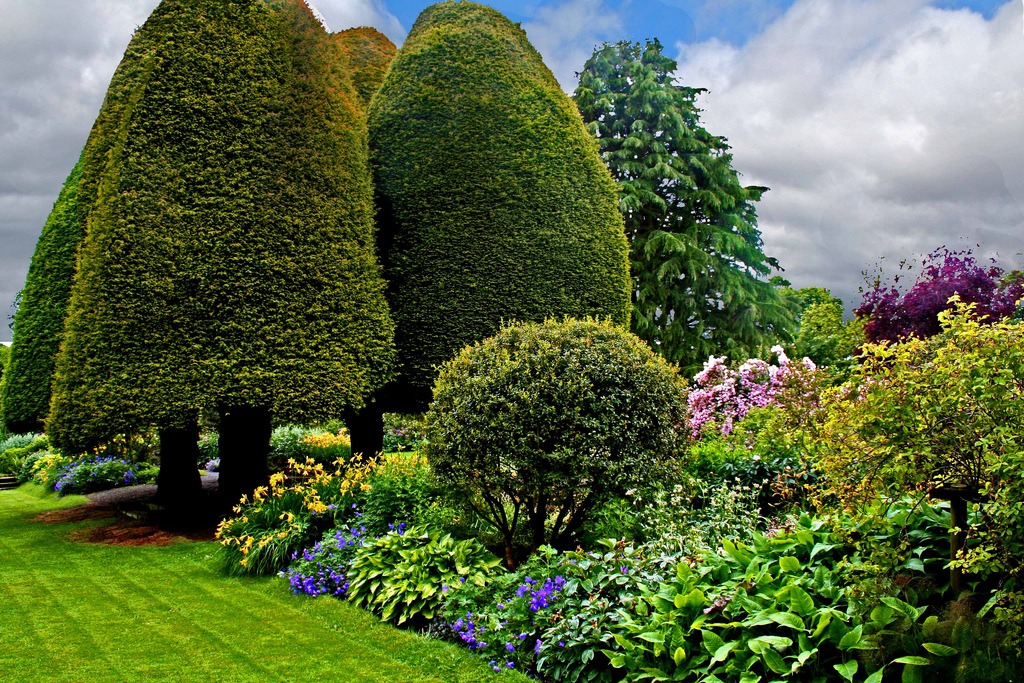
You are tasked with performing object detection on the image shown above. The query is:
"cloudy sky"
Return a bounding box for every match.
[1,0,1021,341]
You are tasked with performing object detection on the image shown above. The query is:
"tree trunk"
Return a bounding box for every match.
[155,420,202,512]
[950,493,969,597]
[217,405,272,509]
[346,403,384,460]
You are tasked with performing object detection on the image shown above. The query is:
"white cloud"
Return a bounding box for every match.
[313,0,405,43]
[676,0,1024,310]
[523,0,623,89]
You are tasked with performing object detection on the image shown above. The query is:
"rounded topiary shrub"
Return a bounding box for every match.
[425,319,688,566]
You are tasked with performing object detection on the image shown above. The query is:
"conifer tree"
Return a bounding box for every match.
[575,40,795,373]
[48,0,394,506]
[359,2,631,452]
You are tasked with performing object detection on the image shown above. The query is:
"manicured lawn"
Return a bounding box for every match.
[0,485,528,682]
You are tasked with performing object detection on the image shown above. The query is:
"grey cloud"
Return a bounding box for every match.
[0,0,389,341]
[676,0,1024,312]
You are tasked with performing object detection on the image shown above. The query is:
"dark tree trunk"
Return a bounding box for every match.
[156,420,202,512]
[217,405,272,509]
[346,403,384,459]
[950,493,969,597]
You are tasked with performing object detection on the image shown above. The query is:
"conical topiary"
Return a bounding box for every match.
[367,1,631,418]
[332,26,397,109]
[47,0,394,502]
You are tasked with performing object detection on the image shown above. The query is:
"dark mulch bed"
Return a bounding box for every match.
[34,473,223,546]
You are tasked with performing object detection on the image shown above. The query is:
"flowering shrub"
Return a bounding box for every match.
[216,456,374,576]
[282,522,367,598]
[857,247,1023,343]
[52,454,158,496]
[24,451,69,486]
[818,300,1024,650]
[687,345,817,438]
[346,525,502,627]
[267,425,352,472]
[440,542,659,681]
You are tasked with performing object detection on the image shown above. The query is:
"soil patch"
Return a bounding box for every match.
[36,503,117,524]
[69,519,216,546]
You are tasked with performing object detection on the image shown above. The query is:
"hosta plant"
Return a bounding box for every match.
[347,525,502,627]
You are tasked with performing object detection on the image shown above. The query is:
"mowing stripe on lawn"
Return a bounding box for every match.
[0,486,529,683]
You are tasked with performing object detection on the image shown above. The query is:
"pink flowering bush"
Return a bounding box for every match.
[687,346,817,438]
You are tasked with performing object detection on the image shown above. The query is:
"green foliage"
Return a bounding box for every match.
[0,433,48,476]
[347,526,502,627]
[794,298,864,372]
[333,27,397,108]
[1,157,86,434]
[51,454,158,496]
[24,451,72,488]
[426,319,688,560]
[358,452,438,536]
[382,412,427,453]
[47,0,394,452]
[603,515,940,683]
[818,300,1024,649]
[574,40,795,373]
[368,1,631,413]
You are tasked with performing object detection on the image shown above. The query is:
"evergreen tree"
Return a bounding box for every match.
[361,1,631,451]
[48,0,394,505]
[332,27,397,109]
[574,40,795,373]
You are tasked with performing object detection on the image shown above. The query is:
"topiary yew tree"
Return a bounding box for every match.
[426,319,688,568]
[332,27,397,109]
[363,1,631,449]
[47,0,394,506]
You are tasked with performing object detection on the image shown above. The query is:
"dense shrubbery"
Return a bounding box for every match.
[268,425,353,472]
[52,455,158,496]
[427,319,688,565]
[0,433,47,475]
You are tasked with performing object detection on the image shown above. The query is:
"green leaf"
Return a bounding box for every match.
[779,556,801,573]
[638,631,666,644]
[902,664,924,683]
[712,641,738,663]
[892,656,931,666]
[674,588,705,610]
[761,647,788,674]
[673,646,686,666]
[921,643,957,657]
[881,596,924,621]
[834,659,858,682]
[838,624,864,651]
[768,611,805,630]
[785,585,816,616]
[864,667,885,683]
[702,629,726,655]
[750,635,793,652]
